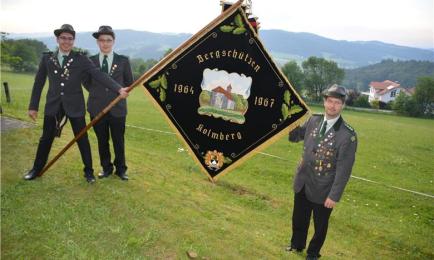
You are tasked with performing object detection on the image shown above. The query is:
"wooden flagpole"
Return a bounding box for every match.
[38,0,244,177]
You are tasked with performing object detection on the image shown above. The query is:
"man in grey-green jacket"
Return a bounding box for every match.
[286,85,358,260]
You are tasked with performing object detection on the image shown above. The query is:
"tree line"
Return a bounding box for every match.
[0,35,159,78]
[281,57,344,102]
[392,77,434,117]
[342,59,434,90]
[1,34,48,72]
[280,58,434,118]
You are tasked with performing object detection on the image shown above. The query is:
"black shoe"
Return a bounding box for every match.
[98,170,113,179]
[115,171,128,181]
[306,254,321,260]
[85,175,96,184]
[23,169,39,180]
[285,245,303,253]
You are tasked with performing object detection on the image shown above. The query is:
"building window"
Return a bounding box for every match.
[391,90,397,97]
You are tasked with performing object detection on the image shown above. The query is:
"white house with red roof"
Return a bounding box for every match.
[210,85,236,110]
[368,80,403,103]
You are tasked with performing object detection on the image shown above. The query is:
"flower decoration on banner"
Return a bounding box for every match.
[148,73,168,102]
[281,90,304,121]
[220,14,246,35]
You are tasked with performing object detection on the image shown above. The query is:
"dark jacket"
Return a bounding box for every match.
[29,50,122,118]
[289,114,357,204]
[83,53,133,117]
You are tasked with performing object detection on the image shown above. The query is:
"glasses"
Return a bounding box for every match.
[97,39,114,43]
[58,36,74,41]
[325,98,343,106]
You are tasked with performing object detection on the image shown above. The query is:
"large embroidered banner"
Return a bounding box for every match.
[140,1,309,181]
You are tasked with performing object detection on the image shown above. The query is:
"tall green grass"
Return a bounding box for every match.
[1,71,433,259]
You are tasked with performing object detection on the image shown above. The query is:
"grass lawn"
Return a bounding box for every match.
[198,105,245,124]
[1,71,433,259]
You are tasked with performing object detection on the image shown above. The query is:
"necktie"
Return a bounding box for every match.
[319,120,327,137]
[61,55,68,68]
[101,55,108,73]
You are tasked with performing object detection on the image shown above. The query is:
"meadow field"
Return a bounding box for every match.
[1,71,433,259]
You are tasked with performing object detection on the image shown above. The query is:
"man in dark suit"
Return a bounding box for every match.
[24,24,129,183]
[83,26,133,181]
[285,85,358,260]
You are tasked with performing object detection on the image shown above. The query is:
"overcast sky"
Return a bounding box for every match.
[1,0,433,49]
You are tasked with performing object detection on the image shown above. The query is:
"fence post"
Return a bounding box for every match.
[3,82,11,103]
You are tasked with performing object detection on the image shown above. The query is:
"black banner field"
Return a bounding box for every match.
[142,4,309,181]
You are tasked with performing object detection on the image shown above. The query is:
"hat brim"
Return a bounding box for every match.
[54,29,75,37]
[323,92,346,101]
[92,32,115,39]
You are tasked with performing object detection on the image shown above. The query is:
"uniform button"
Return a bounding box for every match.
[60,83,65,86]
[105,88,109,91]
[54,70,58,74]
[60,92,64,96]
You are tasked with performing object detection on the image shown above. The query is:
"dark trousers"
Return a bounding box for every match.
[290,187,333,256]
[92,114,127,173]
[33,115,93,175]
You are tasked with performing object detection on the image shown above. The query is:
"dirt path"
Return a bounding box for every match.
[1,116,35,133]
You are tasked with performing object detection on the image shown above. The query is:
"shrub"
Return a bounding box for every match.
[370,100,380,109]
[352,95,370,108]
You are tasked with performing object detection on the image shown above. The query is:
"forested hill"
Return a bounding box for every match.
[342,60,434,90]
[259,30,434,68]
[10,29,434,68]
